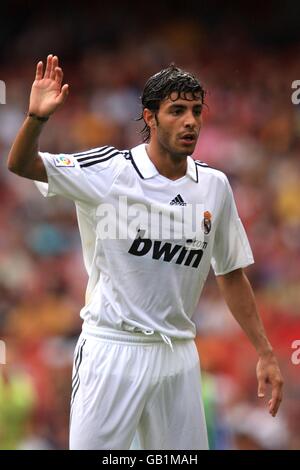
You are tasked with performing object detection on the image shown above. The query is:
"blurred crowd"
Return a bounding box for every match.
[0,7,300,449]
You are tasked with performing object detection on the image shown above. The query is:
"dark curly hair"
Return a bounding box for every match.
[139,64,206,142]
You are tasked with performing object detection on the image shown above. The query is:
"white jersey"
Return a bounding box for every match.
[35,143,254,339]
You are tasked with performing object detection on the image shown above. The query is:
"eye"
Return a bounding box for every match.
[194,108,202,116]
[171,108,182,115]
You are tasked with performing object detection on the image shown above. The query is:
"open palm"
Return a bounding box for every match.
[29,54,69,117]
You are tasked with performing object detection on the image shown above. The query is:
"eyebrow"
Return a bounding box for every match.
[168,103,202,110]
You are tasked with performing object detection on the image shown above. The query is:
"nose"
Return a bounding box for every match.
[183,111,199,129]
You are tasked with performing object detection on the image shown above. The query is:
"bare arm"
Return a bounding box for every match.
[216,268,283,417]
[7,54,69,181]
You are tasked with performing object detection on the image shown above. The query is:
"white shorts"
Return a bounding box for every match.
[69,326,208,450]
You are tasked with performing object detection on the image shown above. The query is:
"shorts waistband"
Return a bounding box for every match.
[82,323,172,346]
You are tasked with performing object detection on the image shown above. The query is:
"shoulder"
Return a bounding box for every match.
[71,146,129,172]
[194,159,229,186]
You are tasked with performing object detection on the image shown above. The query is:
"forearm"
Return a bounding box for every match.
[7,116,47,180]
[216,269,273,356]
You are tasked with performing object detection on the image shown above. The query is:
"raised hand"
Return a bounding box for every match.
[29,54,69,118]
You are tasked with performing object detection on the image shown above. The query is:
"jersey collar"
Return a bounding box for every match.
[130,144,198,182]
[130,144,159,179]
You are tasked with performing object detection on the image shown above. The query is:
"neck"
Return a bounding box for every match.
[146,140,187,181]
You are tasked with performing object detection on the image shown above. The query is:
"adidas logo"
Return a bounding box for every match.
[170,194,187,206]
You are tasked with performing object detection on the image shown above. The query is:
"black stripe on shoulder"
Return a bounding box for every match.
[194,160,213,182]
[125,150,144,179]
[79,150,125,168]
[195,160,209,167]
[76,146,116,162]
[73,146,110,158]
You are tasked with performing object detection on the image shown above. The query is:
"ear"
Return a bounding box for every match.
[143,108,157,130]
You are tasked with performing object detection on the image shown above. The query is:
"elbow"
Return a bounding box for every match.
[7,158,25,177]
[8,165,27,178]
[7,163,20,175]
[7,160,16,173]
[7,153,16,173]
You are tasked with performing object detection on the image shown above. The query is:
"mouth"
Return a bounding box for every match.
[178,133,197,145]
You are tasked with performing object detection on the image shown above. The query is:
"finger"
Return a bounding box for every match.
[50,56,58,80]
[269,397,281,417]
[56,84,69,105]
[257,378,266,398]
[35,61,43,80]
[55,67,63,87]
[44,54,53,78]
[269,382,283,417]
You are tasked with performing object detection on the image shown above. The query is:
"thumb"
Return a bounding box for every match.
[258,378,266,398]
[56,84,69,105]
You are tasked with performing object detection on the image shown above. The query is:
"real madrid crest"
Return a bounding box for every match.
[202,210,212,235]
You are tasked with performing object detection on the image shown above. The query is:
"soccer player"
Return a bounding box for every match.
[7,55,283,450]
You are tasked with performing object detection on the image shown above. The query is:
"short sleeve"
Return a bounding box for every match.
[211,176,254,275]
[34,146,125,204]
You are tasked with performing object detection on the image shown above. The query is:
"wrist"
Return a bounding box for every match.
[258,348,274,358]
[27,112,49,122]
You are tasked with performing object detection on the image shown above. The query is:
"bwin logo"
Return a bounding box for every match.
[128,230,203,268]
